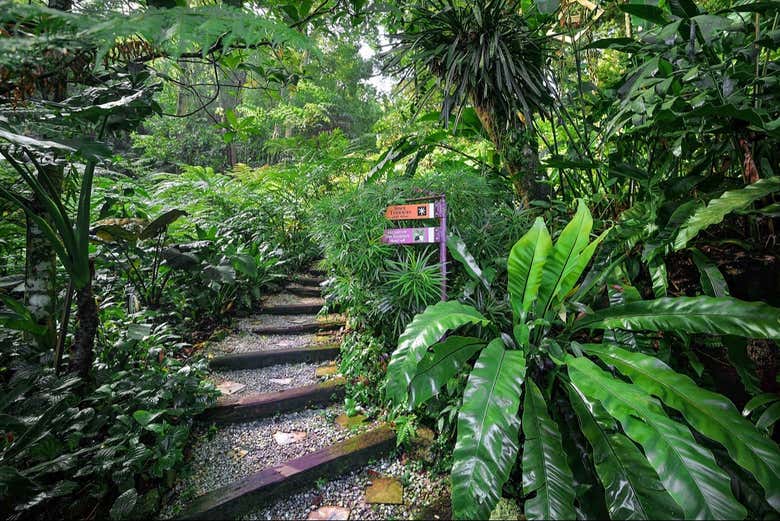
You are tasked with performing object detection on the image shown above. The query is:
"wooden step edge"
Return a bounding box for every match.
[177,425,395,520]
[259,303,324,315]
[209,344,340,370]
[291,275,325,286]
[286,286,322,298]
[251,320,344,336]
[199,378,346,424]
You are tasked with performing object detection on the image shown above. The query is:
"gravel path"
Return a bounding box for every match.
[237,313,345,332]
[209,331,339,354]
[262,292,325,307]
[211,361,329,396]
[244,457,449,520]
[161,405,377,519]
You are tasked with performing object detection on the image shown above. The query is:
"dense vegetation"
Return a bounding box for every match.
[1,0,779,519]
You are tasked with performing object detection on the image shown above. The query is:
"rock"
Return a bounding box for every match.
[216,381,246,395]
[364,477,403,505]
[334,414,367,429]
[315,364,339,377]
[415,426,435,443]
[230,447,248,459]
[269,377,293,385]
[307,505,350,520]
[273,430,307,445]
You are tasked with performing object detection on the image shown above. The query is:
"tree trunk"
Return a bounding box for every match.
[68,265,97,379]
[218,67,245,168]
[25,183,58,351]
[24,0,71,351]
[472,103,549,206]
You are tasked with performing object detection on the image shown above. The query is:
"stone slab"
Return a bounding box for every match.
[365,477,403,505]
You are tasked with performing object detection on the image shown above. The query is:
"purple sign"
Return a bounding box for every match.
[382,227,441,244]
[382,195,447,301]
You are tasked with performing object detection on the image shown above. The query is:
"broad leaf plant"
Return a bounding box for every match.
[385,200,780,520]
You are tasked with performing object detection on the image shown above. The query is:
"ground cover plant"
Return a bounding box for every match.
[1,0,778,520]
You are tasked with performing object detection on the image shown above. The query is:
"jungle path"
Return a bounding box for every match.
[164,270,445,520]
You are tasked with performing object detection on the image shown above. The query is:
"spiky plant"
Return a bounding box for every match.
[385,0,552,203]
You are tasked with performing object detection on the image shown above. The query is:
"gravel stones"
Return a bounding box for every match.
[237,314,343,332]
[209,331,338,355]
[161,405,361,519]
[244,457,448,520]
[211,362,321,397]
[307,506,350,520]
[262,292,325,308]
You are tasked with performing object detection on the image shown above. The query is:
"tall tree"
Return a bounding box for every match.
[385,0,553,204]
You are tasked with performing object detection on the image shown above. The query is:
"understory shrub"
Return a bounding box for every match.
[0,310,217,520]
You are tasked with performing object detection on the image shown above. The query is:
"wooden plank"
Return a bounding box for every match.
[209,344,340,370]
[291,274,324,286]
[286,284,321,298]
[251,319,343,336]
[200,378,346,424]
[178,425,395,520]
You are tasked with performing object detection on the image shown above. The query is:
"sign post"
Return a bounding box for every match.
[383,195,447,301]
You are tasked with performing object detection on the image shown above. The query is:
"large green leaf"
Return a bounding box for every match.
[507,217,552,316]
[689,248,729,297]
[139,209,187,239]
[536,199,592,318]
[567,384,683,520]
[584,344,780,511]
[385,301,489,406]
[568,356,746,520]
[573,296,780,339]
[451,339,525,520]
[448,235,491,291]
[408,336,485,408]
[556,227,610,305]
[674,178,780,250]
[522,380,576,520]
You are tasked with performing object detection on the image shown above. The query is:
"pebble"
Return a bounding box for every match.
[211,362,322,396]
[160,405,373,519]
[243,458,448,520]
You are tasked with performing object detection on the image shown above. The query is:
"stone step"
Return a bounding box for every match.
[308,265,326,277]
[200,378,346,424]
[260,302,324,315]
[177,425,395,520]
[209,344,340,370]
[251,318,343,336]
[292,274,325,287]
[286,283,321,298]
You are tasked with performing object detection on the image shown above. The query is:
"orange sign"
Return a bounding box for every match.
[385,202,436,220]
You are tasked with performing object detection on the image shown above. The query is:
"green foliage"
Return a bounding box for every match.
[583,343,780,510]
[0,326,216,518]
[567,384,683,520]
[385,201,780,519]
[451,339,525,520]
[385,300,488,406]
[521,379,575,520]
[674,178,780,250]
[574,296,780,339]
[386,0,550,127]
